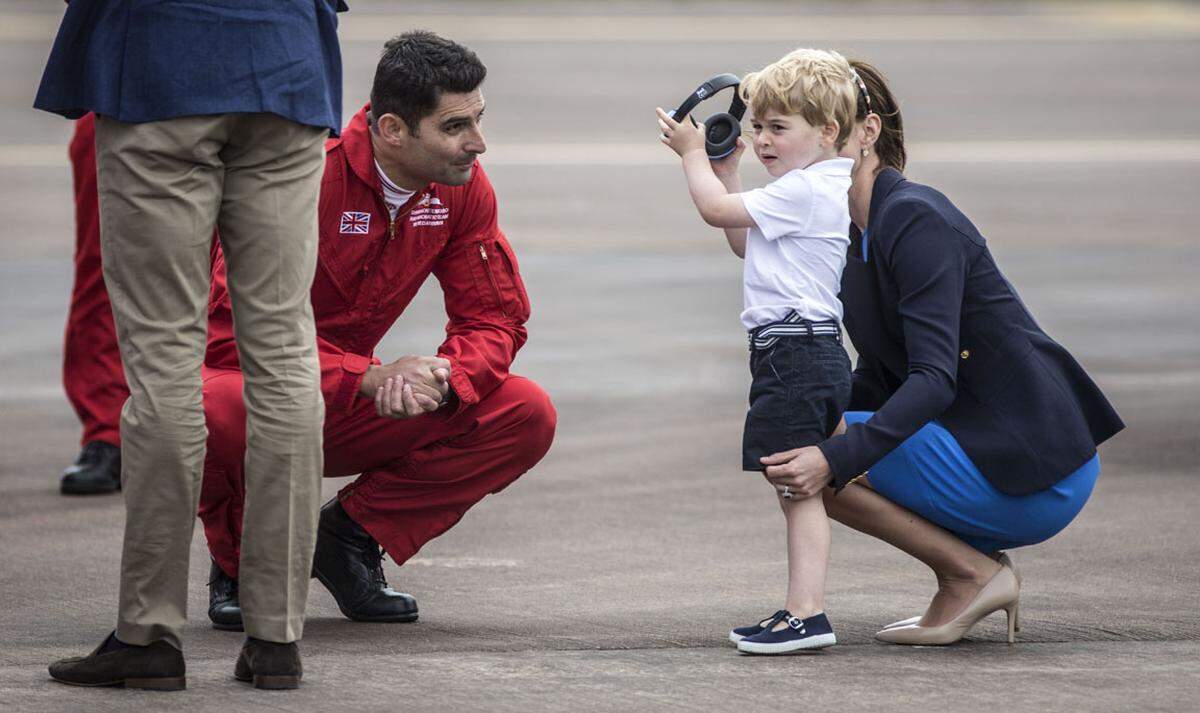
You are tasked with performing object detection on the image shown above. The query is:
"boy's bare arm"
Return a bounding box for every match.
[712,138,749,258]
[658,107,756,232]
[679,150,755,230]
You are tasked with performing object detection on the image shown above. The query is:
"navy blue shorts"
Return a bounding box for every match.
[742,335,851,471]
[845,411,1100,552]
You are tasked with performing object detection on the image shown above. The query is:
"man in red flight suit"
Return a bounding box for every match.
[58,113,127,495]
[199,31,556,629]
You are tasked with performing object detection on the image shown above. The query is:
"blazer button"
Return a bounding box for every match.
[960,350,970,359]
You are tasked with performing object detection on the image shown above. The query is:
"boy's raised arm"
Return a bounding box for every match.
[658,107,756,234]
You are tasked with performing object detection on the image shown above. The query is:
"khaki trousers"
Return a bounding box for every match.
[95,113,326,648]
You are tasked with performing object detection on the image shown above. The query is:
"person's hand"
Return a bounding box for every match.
[375,376,442,419]
[362,355,450,403]
[656,107,706,158]
[761,446,833,499]
[711,136,745,180]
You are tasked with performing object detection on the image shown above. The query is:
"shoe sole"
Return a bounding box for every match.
[728,632,745,644]
[59,483,121,495]
[737,633,837,655]
[235,673,300,690]
[211,620,245,632]
[312,566,419,623]
[50,675,186,690]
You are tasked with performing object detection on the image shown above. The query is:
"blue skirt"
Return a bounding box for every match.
[844,411,1099,553]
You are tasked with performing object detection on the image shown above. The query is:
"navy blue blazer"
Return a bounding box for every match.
[817,169,1123,496]
[34,0,348,134]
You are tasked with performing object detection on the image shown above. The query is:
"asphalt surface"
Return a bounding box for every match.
[1,2,1198,711]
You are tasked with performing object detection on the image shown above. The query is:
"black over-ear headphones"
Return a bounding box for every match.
[669,73,746,159]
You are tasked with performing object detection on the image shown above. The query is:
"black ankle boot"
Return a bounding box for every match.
[234,637,302,690]
[208,560,244,631]
[312,499,418,622]
[60,441,121,495]
[49,632,186,690]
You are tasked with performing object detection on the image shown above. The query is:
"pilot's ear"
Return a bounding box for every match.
[375,112,410,145]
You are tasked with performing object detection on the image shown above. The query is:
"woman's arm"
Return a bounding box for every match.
[818,200,971,489]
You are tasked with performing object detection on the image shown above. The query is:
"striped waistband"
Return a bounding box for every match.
[748,311,841,351]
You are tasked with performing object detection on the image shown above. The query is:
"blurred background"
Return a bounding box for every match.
[2,2,1198,710]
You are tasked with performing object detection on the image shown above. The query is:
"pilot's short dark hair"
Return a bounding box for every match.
[371,31,487,136]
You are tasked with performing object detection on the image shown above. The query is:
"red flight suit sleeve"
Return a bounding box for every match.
[433,165,530,416]
[319,334,380,414]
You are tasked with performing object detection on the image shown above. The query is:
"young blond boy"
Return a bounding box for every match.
[657,49,858,653]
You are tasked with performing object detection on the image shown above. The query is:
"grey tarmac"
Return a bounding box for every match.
[1,2,1197,711]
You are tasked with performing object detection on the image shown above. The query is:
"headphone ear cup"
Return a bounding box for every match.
[703,113,741,159]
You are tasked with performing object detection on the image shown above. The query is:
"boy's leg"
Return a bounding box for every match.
[215,113,327,644]
[745,337,847,624]
[780,493,830,621]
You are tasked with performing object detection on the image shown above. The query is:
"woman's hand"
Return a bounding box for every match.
[656,107,706,158]
[761,446,833,498]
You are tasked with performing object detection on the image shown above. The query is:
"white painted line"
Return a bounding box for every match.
[3,8,1200,43]
[5,140,1200,168]
[400,557,520,569]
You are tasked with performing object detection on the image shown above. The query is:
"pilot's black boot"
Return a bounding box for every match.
[311,499,418,622]
[207,560,244,632]
[60,441,121,495]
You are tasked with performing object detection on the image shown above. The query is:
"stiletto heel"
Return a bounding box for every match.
[997,552,1021,632]
[875,566,1020,646]
[1006,602,1018,644]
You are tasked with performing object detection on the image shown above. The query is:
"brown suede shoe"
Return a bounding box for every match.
[234,637,302,690]
[48,632,186,690]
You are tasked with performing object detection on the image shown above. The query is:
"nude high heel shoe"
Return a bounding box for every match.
[882,551,1022,632]
[875,566,1020,646]
[997,552,1021,632]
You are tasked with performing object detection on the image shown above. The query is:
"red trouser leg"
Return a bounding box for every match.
[63,113,128,447]
[198,368,249,578]
[198,372,556,577]
[332,376,557,566]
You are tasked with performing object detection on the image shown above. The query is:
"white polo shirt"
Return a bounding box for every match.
[738,157,853,329]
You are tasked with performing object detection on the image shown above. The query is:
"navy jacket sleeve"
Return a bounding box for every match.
[818,200,970,488]
[849,356,889,412]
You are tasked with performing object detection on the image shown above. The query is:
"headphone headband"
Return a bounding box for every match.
[671,73,745,123]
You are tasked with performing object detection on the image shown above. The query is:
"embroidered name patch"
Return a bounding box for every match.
[339,211,371,235]
[409,194,449,227]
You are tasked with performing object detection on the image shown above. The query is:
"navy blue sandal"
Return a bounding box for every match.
[728,610,788,644]
[736,611,837,654]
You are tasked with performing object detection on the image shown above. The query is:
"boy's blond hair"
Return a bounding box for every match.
[740,48,857,148]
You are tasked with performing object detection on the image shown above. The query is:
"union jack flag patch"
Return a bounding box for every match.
[339,211,371,235]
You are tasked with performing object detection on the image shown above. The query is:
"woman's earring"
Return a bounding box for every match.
[861,148,869,157]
